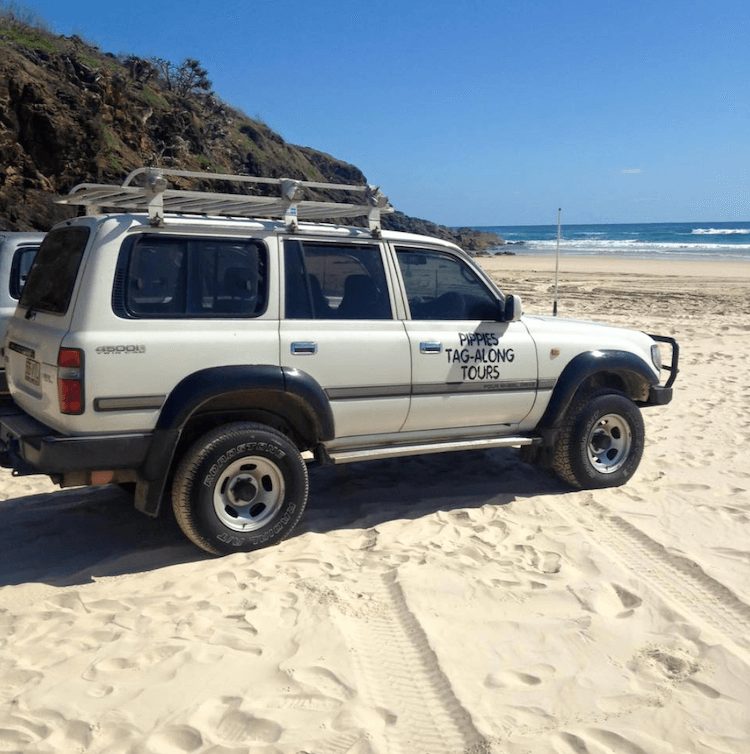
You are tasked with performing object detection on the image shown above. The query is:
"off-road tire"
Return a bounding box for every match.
[172,422,308,555]
[552,391,644,489]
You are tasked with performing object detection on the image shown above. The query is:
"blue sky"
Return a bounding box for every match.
[14,0,750,225]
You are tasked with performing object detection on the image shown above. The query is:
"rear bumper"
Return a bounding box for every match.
[0,405,151,475]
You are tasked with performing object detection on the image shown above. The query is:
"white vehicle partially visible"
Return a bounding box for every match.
[0,232,43,393]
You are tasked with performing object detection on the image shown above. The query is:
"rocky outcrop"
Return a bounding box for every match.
[0,18,502,250]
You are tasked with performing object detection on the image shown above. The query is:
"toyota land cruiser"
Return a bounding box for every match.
[0,169,678,555]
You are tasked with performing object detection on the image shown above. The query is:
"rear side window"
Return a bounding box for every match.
[116,235,268,318]
[9,245,39,299]
[19,227,89,315]
[284,240,392,319]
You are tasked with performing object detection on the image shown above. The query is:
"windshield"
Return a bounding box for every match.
[19,227,90,315]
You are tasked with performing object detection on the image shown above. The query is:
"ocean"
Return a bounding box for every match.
[476,221,750,261]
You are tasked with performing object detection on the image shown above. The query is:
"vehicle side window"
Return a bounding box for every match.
[396,247,500,320]
[284,240,392,320]
[117,235,268,318]
[20,227,89,315]
[9,245,39,300]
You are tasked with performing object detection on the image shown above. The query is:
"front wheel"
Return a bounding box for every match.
[552,392,645,489]
[172,422,308,555]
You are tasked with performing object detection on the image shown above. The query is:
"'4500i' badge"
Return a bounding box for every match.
[95,345,146,355]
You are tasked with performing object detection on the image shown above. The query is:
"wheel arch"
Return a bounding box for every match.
[135,365,334,517]
[540,350,657,434]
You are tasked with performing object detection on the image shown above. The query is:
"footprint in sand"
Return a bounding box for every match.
[0,714,50,746]
[81,644,184,681]
[484,664,555,688]
[718,506,750,524]
[145,725,203,752]
[85,656,137,675]
[216,708,282,744]
[0,663,42,696]
[629,646,700,683]
[685,678,722,699]
[568,583,642,619]
[485,670,541,687]
[612,584,643,611]
[556,728,649,754]
[43,591,90,613]
[189,695,285,746]
[208,630,263,654]
[0,728,36,750]
[671,482,711,492]
[291,666,354,701]
[490,578,525,589]
[86,683,114,698]
[215,570,244,590]
[514,544,562,575]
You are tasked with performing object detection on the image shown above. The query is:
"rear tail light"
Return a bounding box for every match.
[58,347,84,414]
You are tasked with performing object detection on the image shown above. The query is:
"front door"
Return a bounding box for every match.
[279,239,411,440]
[394,246,538,433]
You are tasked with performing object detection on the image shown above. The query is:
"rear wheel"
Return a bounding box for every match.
[172,422,308,555]
[552,392,644,489]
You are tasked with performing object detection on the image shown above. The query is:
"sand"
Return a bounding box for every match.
[1,254,749,754]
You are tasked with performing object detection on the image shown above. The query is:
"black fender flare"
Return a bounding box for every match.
[539,350,657,434]
[154,365,334,438]
[135,365,334,516]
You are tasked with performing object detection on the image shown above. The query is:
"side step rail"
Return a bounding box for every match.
[326,435,538,465]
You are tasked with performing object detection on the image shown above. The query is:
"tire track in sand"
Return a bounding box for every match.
[339,569,488,754]
[559,495,750,662]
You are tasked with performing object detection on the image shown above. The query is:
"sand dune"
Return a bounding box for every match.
[1,255,749,753]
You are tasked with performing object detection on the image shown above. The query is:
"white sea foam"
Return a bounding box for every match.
[691,228,750,235]
[496,237,750,260]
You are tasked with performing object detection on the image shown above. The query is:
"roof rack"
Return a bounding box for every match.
[55,167,394,235]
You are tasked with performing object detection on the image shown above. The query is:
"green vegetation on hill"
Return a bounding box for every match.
[0,6,502,250]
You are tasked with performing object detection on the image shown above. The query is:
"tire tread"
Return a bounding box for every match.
[552,390,643,489]
[172,422,308,555]
[551,396,583,488]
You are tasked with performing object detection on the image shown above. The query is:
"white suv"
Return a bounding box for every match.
[0,169,678,555]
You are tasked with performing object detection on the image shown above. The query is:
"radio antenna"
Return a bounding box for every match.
[553,207,561,316]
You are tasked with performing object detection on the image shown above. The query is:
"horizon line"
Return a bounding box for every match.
[466,219,750,229]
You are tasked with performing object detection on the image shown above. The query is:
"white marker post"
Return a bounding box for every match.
[553,207,561,316]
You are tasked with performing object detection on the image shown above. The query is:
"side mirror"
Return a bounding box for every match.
[503,294,523,322]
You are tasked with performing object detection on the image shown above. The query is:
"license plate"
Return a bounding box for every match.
[25,358,41,386]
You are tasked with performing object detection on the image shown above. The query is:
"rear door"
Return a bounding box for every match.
[279,238,411,439]
[4,226,91,417]
[394,245,538,433]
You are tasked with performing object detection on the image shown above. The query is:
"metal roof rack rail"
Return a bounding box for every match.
[55,167,394,235]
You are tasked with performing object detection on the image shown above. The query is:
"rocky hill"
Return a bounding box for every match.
[0,12,502,250]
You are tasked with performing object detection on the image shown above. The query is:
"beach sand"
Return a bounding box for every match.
[1,255,749,753]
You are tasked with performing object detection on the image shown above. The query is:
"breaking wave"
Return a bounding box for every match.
[494,238,750,260]
[481,221,750,260]
[692,228,750,235]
